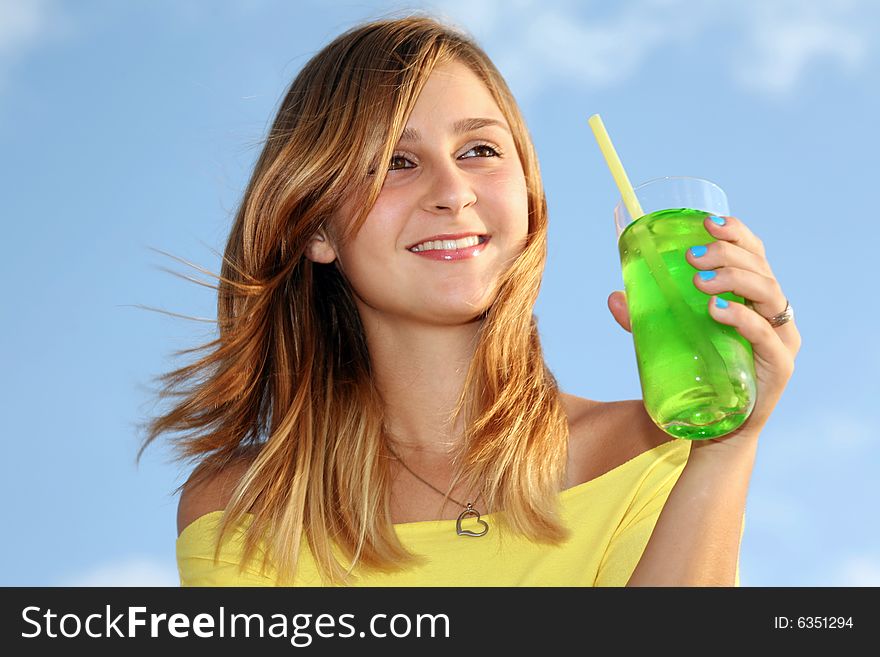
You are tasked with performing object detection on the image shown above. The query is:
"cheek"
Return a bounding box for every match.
[357,193,407,243]
[485,170,529,233]
[342,193,400,250]
[333,207,396,280]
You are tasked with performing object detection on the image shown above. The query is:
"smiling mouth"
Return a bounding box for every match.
[407,235,488,253]
[407,235,491,261]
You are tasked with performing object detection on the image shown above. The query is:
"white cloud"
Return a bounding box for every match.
[817,410,875,450]
[735,0,870,96]
[417,0,876,98]
[417,0,511,36]
[0,0,50,54]
[4,0,871,100]
[59,556,179,587]
[423,0,705,96]
[0,0,73,93]
[833,554,880,586]
[519,9,672,85]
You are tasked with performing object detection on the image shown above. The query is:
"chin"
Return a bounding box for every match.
[425,297,495,325]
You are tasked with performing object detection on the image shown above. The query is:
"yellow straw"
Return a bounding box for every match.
[588,114,644,220]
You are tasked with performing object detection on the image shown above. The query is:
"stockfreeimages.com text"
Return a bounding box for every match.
[21,605,451,646]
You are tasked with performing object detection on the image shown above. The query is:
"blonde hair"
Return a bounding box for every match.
[138,14,570,585]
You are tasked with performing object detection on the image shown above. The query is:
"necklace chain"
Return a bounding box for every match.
[385,444,483,510]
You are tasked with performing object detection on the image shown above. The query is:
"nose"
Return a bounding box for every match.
[421,159,477,214]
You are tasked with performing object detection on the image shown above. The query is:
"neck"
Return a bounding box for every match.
[359,311,482,459]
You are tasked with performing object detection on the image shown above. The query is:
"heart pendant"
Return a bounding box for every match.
[456,503,489,537]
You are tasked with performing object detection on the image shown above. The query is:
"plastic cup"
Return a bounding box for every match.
[614,176,757,439]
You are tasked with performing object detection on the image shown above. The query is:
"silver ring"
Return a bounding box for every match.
[746,298,794,327]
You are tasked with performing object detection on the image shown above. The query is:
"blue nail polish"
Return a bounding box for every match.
[709,215,726,226]
[689,245,707,258]
[698,270,716,281]
[715,297,729,309]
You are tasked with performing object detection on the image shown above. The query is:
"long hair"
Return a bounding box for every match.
[138,14,570,585]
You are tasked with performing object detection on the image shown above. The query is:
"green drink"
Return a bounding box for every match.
[615,180,757,439]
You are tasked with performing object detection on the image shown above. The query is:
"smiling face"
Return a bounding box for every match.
[306,59,530,327]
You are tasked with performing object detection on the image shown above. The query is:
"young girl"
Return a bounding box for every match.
[141,15,800,586]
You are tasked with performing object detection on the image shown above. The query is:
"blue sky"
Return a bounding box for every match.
[1,0,877,586]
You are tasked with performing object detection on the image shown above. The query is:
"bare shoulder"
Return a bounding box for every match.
[560,392,673,487]
[607,398,677,453]
[177,450,260,538]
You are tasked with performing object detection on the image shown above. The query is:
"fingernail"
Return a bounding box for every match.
[715,297,729,309]
[689,245,707,258]
[709,215,726,226]
[698,270,717,281]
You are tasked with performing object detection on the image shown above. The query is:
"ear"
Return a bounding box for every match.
[607,290,632,333]
[304,231,338,264]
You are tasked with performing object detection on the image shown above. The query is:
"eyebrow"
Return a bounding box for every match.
[398,117,511,143]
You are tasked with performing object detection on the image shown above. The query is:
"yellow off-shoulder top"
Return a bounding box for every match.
[176,438,743,586]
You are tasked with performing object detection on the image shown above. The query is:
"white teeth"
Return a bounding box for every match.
[410,235,483,252]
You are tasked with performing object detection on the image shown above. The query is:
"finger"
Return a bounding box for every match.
[685,239,773,278]
[693,218,801,357]
[703,214,767,260]
[691,265,785,320]
[708,296,794,379]
[607,290,632,333]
